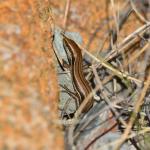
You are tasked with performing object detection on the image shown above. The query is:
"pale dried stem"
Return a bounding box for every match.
[105,22,150,61]
[110,0,119,44]
[63,0,71,30]
[98,127,150,150]
[130,0,148,23]
[115,71,150,150]
[102,43,149,85]
[92,65,127,127]
[83,47,147,86]
[124,42,150,67]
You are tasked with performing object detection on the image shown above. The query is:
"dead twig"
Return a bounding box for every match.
[115,71,150,150]
[63,0,71,30]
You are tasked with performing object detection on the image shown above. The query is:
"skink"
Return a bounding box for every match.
[62,34,93,113]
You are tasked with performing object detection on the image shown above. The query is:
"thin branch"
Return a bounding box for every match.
[63,0,71,30]
[115,70,150,150]
[130,0,148,23]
